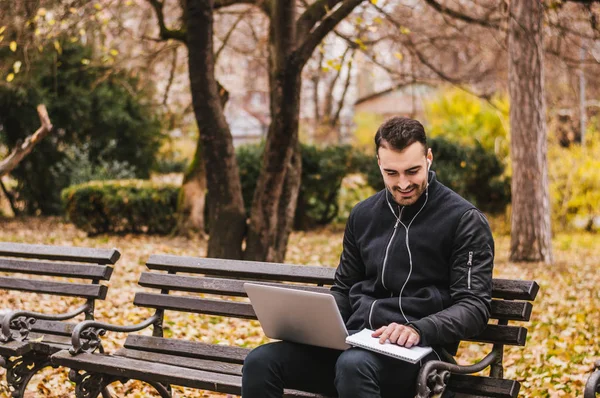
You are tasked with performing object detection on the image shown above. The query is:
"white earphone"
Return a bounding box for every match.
[426,158,431,171]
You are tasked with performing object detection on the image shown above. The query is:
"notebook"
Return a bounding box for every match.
[345,329,433,364]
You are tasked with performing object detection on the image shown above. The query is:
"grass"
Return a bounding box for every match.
[0,216,598,397]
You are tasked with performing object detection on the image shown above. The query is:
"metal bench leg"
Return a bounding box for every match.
[146,381,172,398]
[69,369,120,398]
[2,353,54,398]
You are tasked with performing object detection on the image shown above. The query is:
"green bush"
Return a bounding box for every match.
[355,137,510,213]
[0,40,163,215]
[549,139,600,232]
[61,180,179,235]
[236,143,359,230]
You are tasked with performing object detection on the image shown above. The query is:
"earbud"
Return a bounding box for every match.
[426,159,431,171]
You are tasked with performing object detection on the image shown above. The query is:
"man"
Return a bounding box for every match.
[242,117,494,397]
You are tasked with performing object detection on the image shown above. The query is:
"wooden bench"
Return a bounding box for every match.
[586,360,600,398]
[0,242,120,397]
[52,255,539,398]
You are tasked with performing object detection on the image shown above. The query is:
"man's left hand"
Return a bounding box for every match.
[372,323,420,348]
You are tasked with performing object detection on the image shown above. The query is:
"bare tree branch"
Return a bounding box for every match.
[296,0,343,40]
[421,0,502,29]
[293,0,366,69]
[0,105,53,178]
[215,8,248,62]
[331,49,355,129]
[147,0,187,43]
[214,0,270,14]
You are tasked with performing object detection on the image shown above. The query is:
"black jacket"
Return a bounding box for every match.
[331,171,494,353]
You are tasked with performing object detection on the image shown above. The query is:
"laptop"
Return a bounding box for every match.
[243,282,350,350]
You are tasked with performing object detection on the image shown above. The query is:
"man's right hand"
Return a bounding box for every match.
[372,323,420,348]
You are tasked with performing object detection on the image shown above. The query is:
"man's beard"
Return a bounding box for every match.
[388,179,428,206]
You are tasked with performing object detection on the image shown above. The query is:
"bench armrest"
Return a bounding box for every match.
[70,314,160,355]
[0,303,91,343]
[584,360,600,398]
[415,348,500,398]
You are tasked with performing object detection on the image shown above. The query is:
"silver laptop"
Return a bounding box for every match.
[243,282,350,350]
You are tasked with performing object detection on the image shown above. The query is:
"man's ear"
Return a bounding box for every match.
[426,148,433,164]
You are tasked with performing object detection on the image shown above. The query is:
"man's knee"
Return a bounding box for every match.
[335,348,380,389]
[243,343,280,378]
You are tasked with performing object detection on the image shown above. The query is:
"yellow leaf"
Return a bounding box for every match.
[394,52,404,61]
[54,40,62,54]
[109,49,119,56]
[70,37,78,43]
[48,19,56,26]
[79,28,86,36]
[353,38,367,51]
[126,0,133,5]
[370,0,377,4]
[81,58,90,65]
[38,7,47,17]
[94,3,102,10]
[373,17,383,25]
[6,73,14,82]
[31,335,44,343]
[13,60,21,73]
[400,27,411,34]
[34,28,41,36]
[0,26,5,35]
[9,41,17,52]
[0,35,3,43]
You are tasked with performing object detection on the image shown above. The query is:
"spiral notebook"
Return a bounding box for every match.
[345,329,432,364]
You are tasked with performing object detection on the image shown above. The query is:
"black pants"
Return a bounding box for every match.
[241,341,438,398]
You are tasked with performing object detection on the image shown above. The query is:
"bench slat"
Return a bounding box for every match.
[0,333,71,357]
[146,256,537,301]
[449,374,520,397]
[124,335,249,364]
[135,277,532,322]
[465,325,528,346]
[0,258,113,280]
[492,279,539,301]
[491,300,532,322]
[133,293,255,318]
[0,243,120,265]
[51,350,244,395]
[52,350,327,397]
[30,320,76,337]
[146,255,334,284]
[115,348,243,376]
[138,273,329,296]
[0,277,107,299]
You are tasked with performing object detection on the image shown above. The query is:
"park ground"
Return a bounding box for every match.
[0,216,598,397]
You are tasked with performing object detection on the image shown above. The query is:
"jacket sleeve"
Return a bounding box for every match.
[409,209,494,346]
[330,207,365,322]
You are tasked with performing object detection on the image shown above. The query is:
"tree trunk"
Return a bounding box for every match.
[176,138,207,236]
[245,1,302,262]
[508,0,553,263]
[186,0,246,259]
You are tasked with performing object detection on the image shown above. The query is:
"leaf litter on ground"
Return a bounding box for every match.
[0,216,598,397]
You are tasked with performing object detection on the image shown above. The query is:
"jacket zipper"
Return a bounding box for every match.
[381,207,403,291]
[467,251,473,290]
[368,299,377,329]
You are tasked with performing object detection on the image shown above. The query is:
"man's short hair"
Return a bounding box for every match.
[375,116,427,154]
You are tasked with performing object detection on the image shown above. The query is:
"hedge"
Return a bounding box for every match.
[61,180,179,235]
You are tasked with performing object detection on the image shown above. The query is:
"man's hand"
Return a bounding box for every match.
[372,323,420,348]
